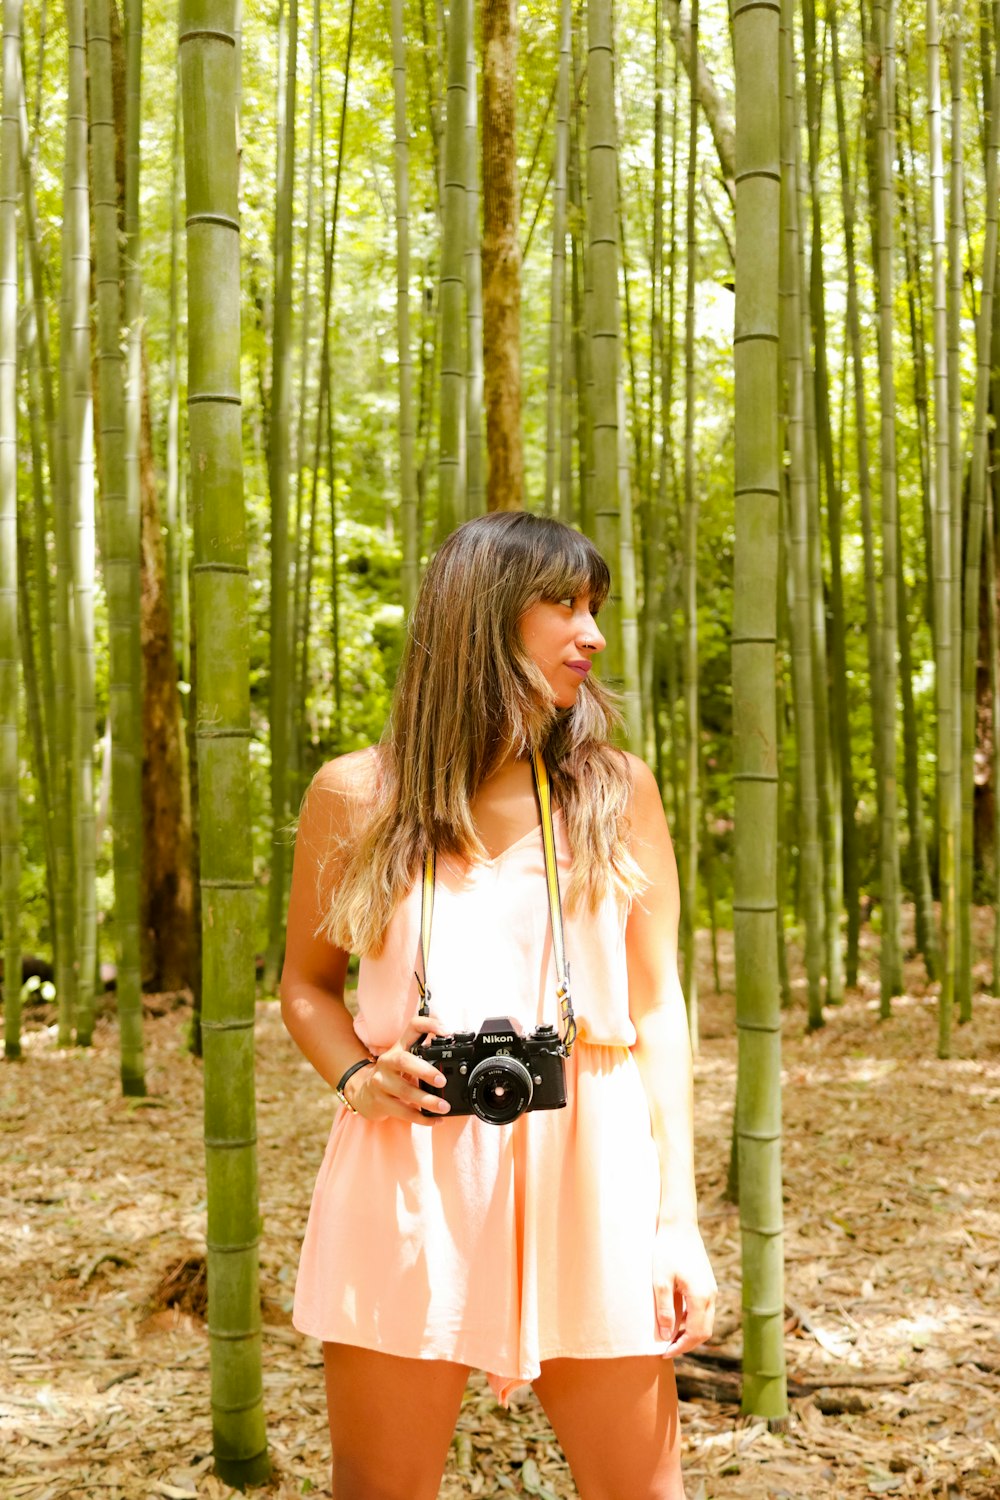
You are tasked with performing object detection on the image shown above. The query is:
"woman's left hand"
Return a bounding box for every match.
[653,1221,717,1357]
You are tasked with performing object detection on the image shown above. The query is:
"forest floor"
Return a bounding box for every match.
[2,906,1000,1500]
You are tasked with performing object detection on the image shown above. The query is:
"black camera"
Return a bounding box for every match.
[412,1015,568,1125]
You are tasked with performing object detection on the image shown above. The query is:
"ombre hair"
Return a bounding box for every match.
[316,511,649,956]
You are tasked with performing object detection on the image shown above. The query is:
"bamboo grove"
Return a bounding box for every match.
[1,0,999,1465]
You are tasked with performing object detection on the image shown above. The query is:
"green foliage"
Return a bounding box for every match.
[11,0,999,965]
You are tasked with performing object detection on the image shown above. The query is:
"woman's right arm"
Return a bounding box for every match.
[278,754,451,1121]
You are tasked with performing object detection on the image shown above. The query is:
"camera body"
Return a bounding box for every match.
[412,1015,568,1125]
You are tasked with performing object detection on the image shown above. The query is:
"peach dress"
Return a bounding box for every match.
[292,808,670,1405]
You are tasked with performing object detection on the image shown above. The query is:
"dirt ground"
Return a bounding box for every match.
[2,910,1000,1500]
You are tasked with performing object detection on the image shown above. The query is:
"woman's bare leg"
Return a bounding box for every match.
[532,1355,686,1500]
[322,1343,469,1500]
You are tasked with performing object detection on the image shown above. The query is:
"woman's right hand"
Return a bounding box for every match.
[346,1014,453,1123]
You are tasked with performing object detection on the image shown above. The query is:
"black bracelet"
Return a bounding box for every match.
[335,1056,375,1113]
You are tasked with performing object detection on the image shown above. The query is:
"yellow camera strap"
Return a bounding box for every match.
[414,750,577,1053]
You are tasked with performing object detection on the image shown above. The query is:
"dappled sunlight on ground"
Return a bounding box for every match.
[2,905,999,1498]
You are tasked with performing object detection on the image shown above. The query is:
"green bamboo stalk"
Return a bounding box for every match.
[616,374,643,755]
[264,0,297,992]
[293,2,326,772]
[559,233,574,526]
[544,0,572,518]
[568,27,591,534]
[289,0,319,792]
[123,0,142,703]
[53,30,78,1045]
[87,0,146,1088]
[437,0,467,534]
[391,0,419,610]
[960,24,1000,1021]
[681,0,700,1032]
[641,0,667,761]
[900,37,936,642]
[322,0,355,745]
[66,0,97,1046]
[896,498,938,980]
[732,0,788,1418]
[793,61,833,1007]
[802,0,844,1006]
[895,46,939,980]
[587,0,623,691]
[927,0,957,1056]
[780,0,823,1030]
[18,30,59,960]
[1,0,21,1060]
[465,24,483,516]
[830,0,879,988]
[17,75,56,800]
[872,0,903,1014]
[164,57,187,680]
[179,0,268,1480]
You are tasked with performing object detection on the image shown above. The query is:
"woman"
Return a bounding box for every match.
[280,512,717,1500]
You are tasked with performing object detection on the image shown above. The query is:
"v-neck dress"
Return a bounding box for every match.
[291,807,670,1405]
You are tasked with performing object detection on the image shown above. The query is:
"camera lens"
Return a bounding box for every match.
[467,1056,534,1125]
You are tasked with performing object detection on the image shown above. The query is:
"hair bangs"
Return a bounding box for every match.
[526,521,611,615]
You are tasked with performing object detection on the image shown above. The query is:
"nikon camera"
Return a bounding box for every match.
[412,1015,568,1125]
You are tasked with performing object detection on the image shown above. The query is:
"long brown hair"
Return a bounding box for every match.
[317,512,648,955]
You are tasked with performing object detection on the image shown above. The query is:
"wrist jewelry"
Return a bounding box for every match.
[335,1057,375,1113]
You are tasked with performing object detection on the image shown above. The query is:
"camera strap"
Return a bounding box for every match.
[414,750,577,1054]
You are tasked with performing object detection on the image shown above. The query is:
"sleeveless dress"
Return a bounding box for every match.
[292,807,670,1406]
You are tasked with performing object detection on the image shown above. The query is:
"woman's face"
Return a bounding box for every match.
[517,593,606,709]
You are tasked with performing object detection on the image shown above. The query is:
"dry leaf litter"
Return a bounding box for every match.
[2,906,999,1500]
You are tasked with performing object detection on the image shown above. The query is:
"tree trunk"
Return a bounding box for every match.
[985,476,1000,992]
[482,0,522,510]
[732,0,788,1419]
[179,0,269,1482]
[140,357,195,994]
[87,0,147,1085]
[947,33,966,1021]
[664,0,735,198]
[466,26,484,514]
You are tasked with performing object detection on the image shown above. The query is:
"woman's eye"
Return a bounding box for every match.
[557,596,574,609]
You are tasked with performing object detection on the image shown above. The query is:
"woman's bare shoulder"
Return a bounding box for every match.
[620,751,659,801]
[309,745,383,799]
[298,747,384,846]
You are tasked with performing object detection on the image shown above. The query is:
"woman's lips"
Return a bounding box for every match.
[566,661,591,676]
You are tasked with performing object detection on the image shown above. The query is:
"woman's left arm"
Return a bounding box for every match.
[623,752,717,1357]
